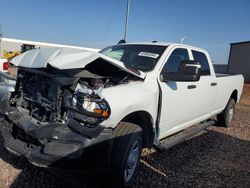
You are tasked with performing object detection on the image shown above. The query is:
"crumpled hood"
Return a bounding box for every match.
[11,48,146,79]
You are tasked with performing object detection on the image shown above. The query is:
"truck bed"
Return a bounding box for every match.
[215,73,241,77]
[213,73,244,115]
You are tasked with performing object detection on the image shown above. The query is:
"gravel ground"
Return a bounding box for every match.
[0,85,249,188]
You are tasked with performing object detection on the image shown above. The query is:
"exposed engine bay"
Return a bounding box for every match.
[8,66,141,132]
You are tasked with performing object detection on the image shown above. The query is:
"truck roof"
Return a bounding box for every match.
[117,42,206,52]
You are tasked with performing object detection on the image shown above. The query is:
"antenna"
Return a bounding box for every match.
[180,36,186,44]
[124,0,131,42]
[0,25,2,40]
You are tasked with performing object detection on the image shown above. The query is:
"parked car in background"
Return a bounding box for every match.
[0,71,15,117]
[0,43,244,187]
[0,58,10,72]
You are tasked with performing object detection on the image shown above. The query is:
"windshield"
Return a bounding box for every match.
[99,44,166,72]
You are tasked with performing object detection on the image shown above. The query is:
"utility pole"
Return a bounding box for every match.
[124,0,130,42]
[0,25,2,56]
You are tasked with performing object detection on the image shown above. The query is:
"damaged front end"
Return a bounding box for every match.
[1,49,143,170]
[11,67,111,137]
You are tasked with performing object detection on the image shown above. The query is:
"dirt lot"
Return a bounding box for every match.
[0,85,249,188]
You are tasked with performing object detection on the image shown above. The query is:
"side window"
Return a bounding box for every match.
[162,48,189,74]
[192,50,211,75]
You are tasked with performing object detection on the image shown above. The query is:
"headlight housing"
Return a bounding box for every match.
[63,82,111,127]
[72,91,110,119]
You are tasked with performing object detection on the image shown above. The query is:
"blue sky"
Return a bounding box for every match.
[1,0,250,64]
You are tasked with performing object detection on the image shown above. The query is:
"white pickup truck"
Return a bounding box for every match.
[0,43,244,187]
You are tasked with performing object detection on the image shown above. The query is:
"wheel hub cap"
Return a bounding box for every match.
[124,140,139,182]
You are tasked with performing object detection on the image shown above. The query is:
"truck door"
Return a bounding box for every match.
[158,47,215,139]
[191,50,217,114]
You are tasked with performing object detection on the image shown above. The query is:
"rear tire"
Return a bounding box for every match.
[110,122,142,187]
[217,98,236,128]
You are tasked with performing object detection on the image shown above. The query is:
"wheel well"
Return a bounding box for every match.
[230,90,238,102]
[121,111,154,147]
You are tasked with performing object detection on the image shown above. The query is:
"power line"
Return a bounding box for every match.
[0,25,2,55]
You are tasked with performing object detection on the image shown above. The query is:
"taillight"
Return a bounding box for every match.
[3,62,9,71]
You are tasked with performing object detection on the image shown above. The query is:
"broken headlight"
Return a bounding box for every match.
[63,82,111,127]
[72,91,110,119]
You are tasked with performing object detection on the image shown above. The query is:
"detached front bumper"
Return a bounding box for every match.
[0,112,113,171]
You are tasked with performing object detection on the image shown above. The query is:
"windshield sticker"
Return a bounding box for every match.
[138,52,159,59]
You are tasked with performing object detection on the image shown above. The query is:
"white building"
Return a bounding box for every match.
[0,37,99,57]
[228,41,250,83]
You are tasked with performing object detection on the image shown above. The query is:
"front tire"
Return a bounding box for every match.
[217,98,236,128]
[110,122,142,187]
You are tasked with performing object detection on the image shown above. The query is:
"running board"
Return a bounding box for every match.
[156,120,215,151]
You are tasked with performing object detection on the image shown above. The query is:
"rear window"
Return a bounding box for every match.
[192,50,211,75]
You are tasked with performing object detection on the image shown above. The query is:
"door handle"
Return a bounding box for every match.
[211,82,217,86]
[187,85,196,89]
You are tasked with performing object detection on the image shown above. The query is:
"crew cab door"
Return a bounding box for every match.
[158,47,216,139]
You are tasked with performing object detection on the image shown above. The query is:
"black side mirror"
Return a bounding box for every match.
[161,60,201,82]
[118,39,126,44]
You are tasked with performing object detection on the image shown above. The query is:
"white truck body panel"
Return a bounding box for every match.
[100,78,158,128]
[212,75,244,113]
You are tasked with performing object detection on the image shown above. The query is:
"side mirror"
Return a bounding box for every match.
[161,60,201,82]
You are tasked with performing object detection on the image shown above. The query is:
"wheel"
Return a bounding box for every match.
[110,122,142,187]
[217,98,236,128]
